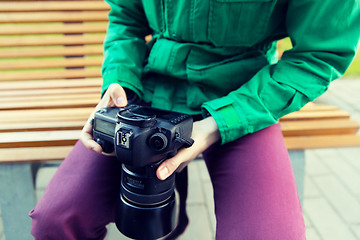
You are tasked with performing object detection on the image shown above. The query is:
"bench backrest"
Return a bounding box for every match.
[0,0,108,80]
[0,0,108,111]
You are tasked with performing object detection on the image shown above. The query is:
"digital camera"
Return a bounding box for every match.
[93,105,194,240]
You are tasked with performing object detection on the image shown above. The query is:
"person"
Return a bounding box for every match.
[29,0,360,239]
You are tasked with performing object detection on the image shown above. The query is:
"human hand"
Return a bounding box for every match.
[156,117,221,180]
[80,83,128,153]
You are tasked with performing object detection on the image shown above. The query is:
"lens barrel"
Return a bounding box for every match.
[116,163,177,239]
[116,193,177,240]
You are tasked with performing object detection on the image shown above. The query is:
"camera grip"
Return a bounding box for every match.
[95,138,114,154]
[175,136,194,148]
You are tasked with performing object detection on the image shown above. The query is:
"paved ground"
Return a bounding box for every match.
[302,78,360,240]
[1,78,360,240]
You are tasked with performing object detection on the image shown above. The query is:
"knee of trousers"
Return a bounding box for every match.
[29,201,108,239]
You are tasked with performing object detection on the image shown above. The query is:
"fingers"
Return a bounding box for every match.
[108,83,128,107]
[80,120,103,153]
[80,83,128,154]
[156,148,196,180]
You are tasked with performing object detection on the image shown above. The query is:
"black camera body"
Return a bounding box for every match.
[93,105,194,240]
[93,104,193,167]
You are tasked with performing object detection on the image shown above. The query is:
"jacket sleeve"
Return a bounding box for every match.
[101,0,151,97]
[202,0,360,144]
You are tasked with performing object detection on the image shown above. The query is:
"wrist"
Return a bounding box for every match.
[194,117,220,149]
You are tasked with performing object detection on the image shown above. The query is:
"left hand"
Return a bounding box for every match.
[80,83,128,154]
[156,117,221,180]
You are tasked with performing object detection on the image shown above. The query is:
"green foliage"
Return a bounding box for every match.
[345,53,360,76]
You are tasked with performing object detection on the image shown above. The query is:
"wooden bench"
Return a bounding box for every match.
[1,1,360,239]
[0,1,107,239]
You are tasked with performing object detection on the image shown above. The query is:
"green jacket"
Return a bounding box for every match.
[102,0,360,144]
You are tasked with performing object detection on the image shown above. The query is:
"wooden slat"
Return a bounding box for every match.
[0,45,103,58]
[0,115,89,125]
[0,23,107,36]
[0,130,81,148]
[298,103,339,112]
[284,135,360,150]
[0,1,109,12]
[1,87,100,97]
[0,78,101,90]
[281,119,360,136]
[0,97,98,110]
[2,131,360,152]
[0,108,94,123]
[0,106,358,162]
[0,121,86,133]
[2,117,358,136]
[280,110,350,121]
[1,112,357,135]
[0,34,105,47]
[0,56,103,70]
[0,93,100,103]
[0,11,109,23]
[0,68,102,81]
[0,146,73,163]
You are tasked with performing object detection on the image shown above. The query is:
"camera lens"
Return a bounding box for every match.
[149,133,168,151]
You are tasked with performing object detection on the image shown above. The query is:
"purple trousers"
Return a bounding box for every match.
[29,124,305,239]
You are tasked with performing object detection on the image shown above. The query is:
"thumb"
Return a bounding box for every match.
[108,83,128,107]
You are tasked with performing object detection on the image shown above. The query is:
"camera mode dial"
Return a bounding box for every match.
[149,133,168,151]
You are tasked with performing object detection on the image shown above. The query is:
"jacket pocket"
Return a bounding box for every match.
[186,51,269,97]
[208,0,276,47]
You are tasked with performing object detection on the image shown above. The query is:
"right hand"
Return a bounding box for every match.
[80,83,128,153]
